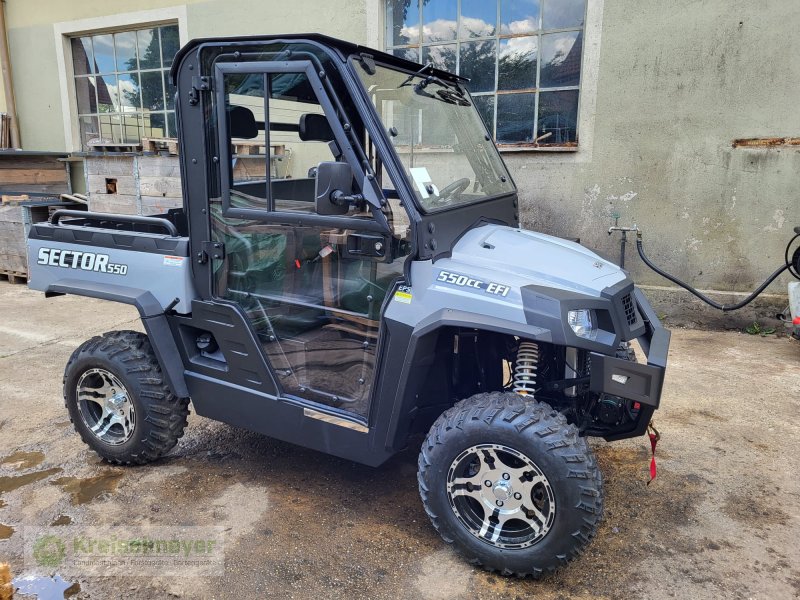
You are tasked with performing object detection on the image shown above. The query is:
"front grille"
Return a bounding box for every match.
[621,293,637,326]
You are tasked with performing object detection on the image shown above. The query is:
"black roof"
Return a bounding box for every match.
[170,33,466,85]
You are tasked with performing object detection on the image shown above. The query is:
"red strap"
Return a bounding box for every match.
[294,259,302,269]
[646,421,660,486]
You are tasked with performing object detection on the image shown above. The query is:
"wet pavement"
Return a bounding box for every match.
[0,283,799,599]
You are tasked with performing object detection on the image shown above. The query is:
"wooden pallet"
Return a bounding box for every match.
[1,194,29,204]
[0,269,27,284]
[141,137,180,155]
[87,142,143,153]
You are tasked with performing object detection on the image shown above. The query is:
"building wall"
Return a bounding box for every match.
[2,0,797,319]
[1,0,370,151]
[507,0,799,304]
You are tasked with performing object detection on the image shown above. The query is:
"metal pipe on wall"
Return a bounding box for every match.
[0,0,21,148]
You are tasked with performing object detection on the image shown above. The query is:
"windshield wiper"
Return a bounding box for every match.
[398,62,433,88]
[414,76,471,106]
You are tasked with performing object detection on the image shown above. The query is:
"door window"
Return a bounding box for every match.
[211,63,407,418]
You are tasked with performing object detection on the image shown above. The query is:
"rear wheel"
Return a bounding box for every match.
[63,331,190,465]
[418,392,602,578]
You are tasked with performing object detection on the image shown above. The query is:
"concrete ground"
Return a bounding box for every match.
[0,282,799,599]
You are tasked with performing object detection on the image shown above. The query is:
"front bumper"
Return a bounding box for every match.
[588,288,670,441]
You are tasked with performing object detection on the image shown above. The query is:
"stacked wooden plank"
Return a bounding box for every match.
[0,199,84,283]
[0,152,72,281]
[0,153,70,196]
[86,155,184,216]
[0,199,28,282]
[141,137,179,155]
[86,151,287,216]
[0,114,10,149]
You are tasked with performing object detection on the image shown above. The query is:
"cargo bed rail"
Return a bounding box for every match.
[50,209,179,237]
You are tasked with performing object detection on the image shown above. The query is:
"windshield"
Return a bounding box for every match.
[354,62,515,212]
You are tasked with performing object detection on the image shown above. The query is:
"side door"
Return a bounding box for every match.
[209,59,405,420]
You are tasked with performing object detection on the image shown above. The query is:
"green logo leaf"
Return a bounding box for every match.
[33,534,66,568]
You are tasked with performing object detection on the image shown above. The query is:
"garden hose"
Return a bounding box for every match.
[633,227,800,312]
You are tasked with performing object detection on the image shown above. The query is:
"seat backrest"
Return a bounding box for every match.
[228,105,259,139]
[299,113,334,142]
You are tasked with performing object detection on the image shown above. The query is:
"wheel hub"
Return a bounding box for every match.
[491,480,512,502]
[446,443,556,549]
[76,368,135,446]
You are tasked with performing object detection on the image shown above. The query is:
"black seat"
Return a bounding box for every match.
[299,113,334,142]
[227,105,259,139]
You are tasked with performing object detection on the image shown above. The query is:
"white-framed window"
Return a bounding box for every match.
[385,0,586,149]
[71,23,179,149]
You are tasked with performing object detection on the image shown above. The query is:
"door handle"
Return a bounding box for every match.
[343,233,387,259]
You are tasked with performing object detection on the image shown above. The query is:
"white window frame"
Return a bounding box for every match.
[370,0,603,163]
[54,7,189,152]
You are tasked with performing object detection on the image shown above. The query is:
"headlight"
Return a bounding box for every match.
[568,309,597,340]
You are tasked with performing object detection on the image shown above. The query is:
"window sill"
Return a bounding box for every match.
[497,145,579,153]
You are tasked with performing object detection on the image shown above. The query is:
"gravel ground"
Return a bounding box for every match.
[0,282,799,599]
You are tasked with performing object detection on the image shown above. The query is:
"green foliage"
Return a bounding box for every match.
[744,322,776,336]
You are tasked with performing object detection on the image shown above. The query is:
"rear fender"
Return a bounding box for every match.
[43,279,189,399]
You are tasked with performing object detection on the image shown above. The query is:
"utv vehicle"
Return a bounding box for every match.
[27,34,669,577]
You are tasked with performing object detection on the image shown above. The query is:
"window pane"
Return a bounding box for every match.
[537,90,578,145]
[542,0,585,30]
[97,113,117,142]
[92,34,115,74]
[459,39,496,93]
[117,73,141,109]
[386,0,420,45]
[224,73,267,205]
[422,0,456,42]
[96,74,119,112]
[74,77,97,114]
[391,47,419,62]
[141,71,165,111]
[540,31,582,88]
[114,31,138,72]
[164,71,175,110]
[71,37,94,75]
[144,112,167,138]
[160,25,180,67]
[78,116,100,149]
[119,113,142,143]
[268,73,336,211]
[137,28,160,69]
[420,99,456,146]
[496,92,535,143]
[461,0,497,38]
[422,44,456,73]
[167,112,176,138]
[472,95,495,134]
[500,0,540,34]
[498,36,537,90]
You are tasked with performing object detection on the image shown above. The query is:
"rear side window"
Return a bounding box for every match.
[220,70,342,214]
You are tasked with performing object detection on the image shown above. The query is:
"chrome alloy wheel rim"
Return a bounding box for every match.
[76,368,135,445]
[446,444,556,549]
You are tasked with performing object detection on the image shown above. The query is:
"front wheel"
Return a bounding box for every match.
[418,392,602,578]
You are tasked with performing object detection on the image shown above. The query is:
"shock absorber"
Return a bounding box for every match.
[513,341,539,396]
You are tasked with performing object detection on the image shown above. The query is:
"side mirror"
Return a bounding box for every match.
[315,162,356,216]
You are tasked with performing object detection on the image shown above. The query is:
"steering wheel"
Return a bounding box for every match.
[432,177,470,206]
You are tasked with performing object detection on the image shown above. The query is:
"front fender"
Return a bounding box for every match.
[413,308,553,343]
